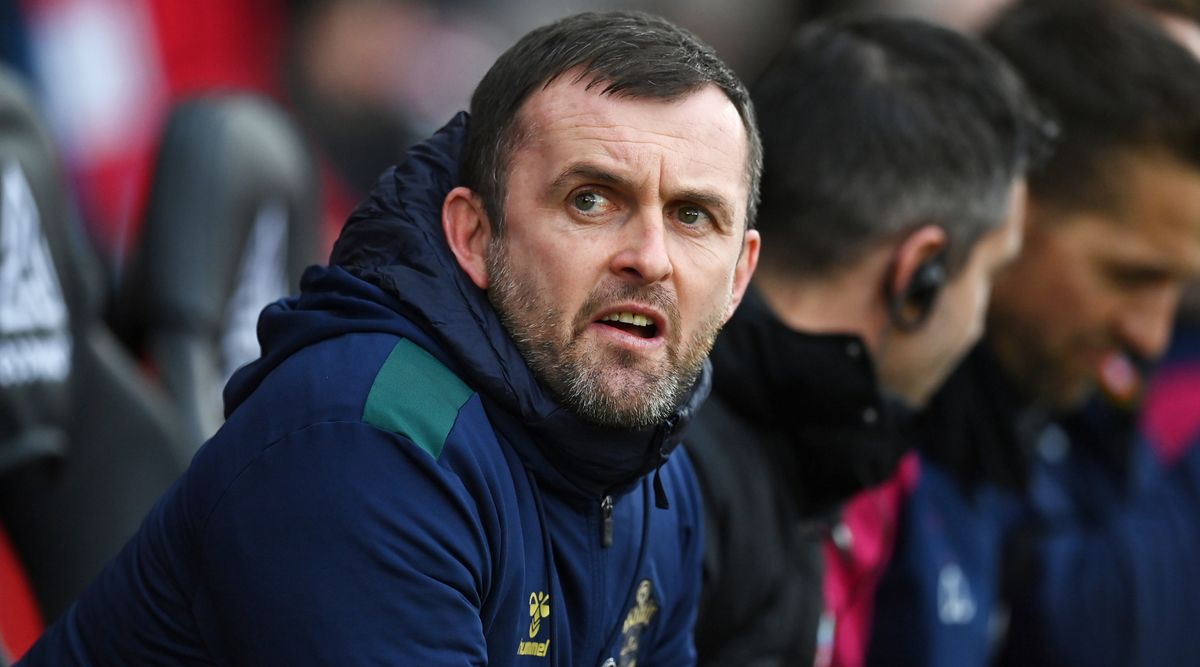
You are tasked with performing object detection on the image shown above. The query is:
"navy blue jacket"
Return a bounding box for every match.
[869,342,1200,667]
[999,427,1200,666]
[866,458,1022,667]
[867,344,1031,667]
[21,114,706,666]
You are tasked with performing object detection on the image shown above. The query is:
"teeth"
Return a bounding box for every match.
[601,312,652,327]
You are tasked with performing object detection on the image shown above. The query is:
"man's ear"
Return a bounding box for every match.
[886,224,949,330]
[725,229,761,322]
[443,186,493,290]
[888,224,948,298]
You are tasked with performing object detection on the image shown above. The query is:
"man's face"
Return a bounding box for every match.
[485,77,759,428]
[880,180,1027,406]
[989,150,1200,409]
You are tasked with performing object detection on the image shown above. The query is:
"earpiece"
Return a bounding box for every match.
[888,253,946,331]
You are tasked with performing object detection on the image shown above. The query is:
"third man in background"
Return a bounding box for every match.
[868,1,1200,665]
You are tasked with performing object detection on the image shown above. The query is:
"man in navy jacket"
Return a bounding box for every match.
[868,2,1200,665]
[20,10,761,666]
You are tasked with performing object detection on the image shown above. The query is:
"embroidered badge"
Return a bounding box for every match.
[617,580,660,667]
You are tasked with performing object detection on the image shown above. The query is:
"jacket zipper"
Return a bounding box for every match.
[601,495,614,548]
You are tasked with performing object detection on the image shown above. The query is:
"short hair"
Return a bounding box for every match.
[986,0,1200,214]
[752,15,1047,278]
[462,10,762,234]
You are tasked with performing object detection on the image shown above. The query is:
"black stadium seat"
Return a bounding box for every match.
[113,95,320,449]
[0,65,190,620]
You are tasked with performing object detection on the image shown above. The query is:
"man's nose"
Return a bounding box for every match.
[610,210,672,284]
[1116,286,1181,361]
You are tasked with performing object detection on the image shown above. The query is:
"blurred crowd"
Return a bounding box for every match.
[3,0,804,271]
[2,0,1200,665]
[0,0,1055,271]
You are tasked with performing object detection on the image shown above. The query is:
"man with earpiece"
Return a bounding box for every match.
[868,2,1200,666]
[685,15,1048,667]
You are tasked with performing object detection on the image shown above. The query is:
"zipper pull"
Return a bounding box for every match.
[601,495,614,548]
[653,447,670,510]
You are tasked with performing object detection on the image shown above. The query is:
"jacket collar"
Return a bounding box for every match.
[915,340,1050,491]
[329,112,706,500]
[707,285,910,514]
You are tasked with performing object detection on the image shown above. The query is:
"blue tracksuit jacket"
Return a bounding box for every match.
[20,114,705,666]
[869,342,1200,667]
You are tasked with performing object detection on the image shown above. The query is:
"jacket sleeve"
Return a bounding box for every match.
[1001,439,1200,667]
[194,420,492,666]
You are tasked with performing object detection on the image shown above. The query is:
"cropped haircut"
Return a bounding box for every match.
[986,0,1200,214]
[462,11,762,235]
[752,15,1048,279]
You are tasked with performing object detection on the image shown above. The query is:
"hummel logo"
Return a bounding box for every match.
[0,162,71,386]
[517,591,551,658]
[528,591,550,638]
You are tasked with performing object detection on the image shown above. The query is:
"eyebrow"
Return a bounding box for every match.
[550,163,627,191]
[1109,259,1183,282]
[549,162,737,230]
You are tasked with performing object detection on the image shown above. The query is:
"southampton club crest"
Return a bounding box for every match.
[616,580,660,667]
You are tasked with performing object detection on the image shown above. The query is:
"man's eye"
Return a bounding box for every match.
[573,191,610,213]
[1106,265,1172,290]
[677,205,710,226]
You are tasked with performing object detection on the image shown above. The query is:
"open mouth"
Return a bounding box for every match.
[597,311,659,339]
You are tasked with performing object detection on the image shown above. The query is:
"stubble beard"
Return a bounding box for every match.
[485,238,725,429]
[988,311,1099,411]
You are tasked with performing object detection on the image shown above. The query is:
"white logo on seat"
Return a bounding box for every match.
[220,200,288,384]
[937,563,977,625]
[0,162,71,386]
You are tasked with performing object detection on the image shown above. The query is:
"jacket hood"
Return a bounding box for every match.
[916,340,1052,491]
[226,113,709,501]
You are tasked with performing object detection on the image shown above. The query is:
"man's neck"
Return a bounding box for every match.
[753,257,889,354]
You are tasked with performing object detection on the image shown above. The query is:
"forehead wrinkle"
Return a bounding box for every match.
[525,75,745,145]
[539,122,739,173]
[519,80,749,222]
[607,129,740,190]
[539,129,739,206]
[529,90,743,161]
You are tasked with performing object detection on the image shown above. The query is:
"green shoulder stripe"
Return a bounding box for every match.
[363,339,474,460]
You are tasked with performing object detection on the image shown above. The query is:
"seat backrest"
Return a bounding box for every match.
[0,64,190,621]
[114,95,320,449]
[0,65,92,477]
